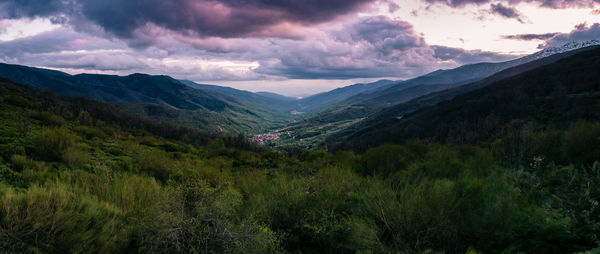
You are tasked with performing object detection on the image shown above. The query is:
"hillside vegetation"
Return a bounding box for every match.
[275,46,600,149]
[0,64,298,134]
[1,72,600,253]
[335,46,600,151]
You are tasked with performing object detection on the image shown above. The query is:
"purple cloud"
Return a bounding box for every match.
[388,2,401,12]
[431,45,518,63]
[346,16,426,54]
[253,16,435,79]
[423,0,600,8]
[254,16,516,79]
[0,19,9,34]
[489,3,527,23]
[0,0,66,18]
[541,22,600,47]
[501,32,559,40]
[0,0,375,43]
[0,28,120,58]
[0,4,512,81]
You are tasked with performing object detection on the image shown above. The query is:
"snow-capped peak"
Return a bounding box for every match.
[527,40,600,60]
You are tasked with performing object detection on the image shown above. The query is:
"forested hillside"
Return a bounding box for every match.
[0,64,295,134]
[335,46,600,151]
[1,71,600,253]
[271,46,599,149]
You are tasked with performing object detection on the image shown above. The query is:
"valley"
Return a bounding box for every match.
[1,3,600,251]
[255,42,600,149]
[2,41,598,151]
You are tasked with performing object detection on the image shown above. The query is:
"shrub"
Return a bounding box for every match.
[62,146,91,168]
[564,121,600,165]
[0,164,27,188]
[138,180,282,253]
[10,154,50,172]
[0,184,128,253]
[73,125,107,139]
[137,149,174,182]
[58,169,164,215]
[29,111,65,126]
[33,127,76,161]
[360,144,419,177]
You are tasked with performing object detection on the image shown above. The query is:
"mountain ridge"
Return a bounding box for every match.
[0,63,293,134]
[334,45,600,151]
[269,42,600,148]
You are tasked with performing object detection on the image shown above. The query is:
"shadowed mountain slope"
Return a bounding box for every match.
[334,46,600,151]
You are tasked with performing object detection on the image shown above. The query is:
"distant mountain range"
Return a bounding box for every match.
[0,40,598,144]
[0,64,299,134]
[178,80,298,114]
[296,79,396,113]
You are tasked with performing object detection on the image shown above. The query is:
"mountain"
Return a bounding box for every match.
[0,76,261,151]
[334,46,600,151]
[523,39,600,61]
[255,91,297,101]
[348,40,600,108]
[0,63,294,134]
[179,80,299,114]
[270,60,524,147]
[273,42,600,148]
[297,79,396,113]
[328,45,600,145]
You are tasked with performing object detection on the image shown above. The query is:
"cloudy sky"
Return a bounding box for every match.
[0,0,599,96]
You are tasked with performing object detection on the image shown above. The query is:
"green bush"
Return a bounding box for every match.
[0,183,128,253]
[29,111,66,126]
[73,125,107,139]
[0,164,27,188]
[33,127,76,161]
[137,149,174,182]
[360,144,420,177]
[138,180,282,253]
[62,146,91,168]
[564,121,600,165]
[11,154,50,172]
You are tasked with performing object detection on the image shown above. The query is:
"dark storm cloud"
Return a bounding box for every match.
[489,3,527,23]
[0,0,375,41]
[423,0,600,8]
[501,32,559,40]
[432,45,518,63]
[0,0,66,18]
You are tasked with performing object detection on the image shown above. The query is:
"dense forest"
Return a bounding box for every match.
[1,71,600,253]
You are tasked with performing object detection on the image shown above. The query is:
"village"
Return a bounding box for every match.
[250,129,292,144]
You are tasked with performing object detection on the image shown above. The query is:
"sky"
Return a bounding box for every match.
[0,0,599,97]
